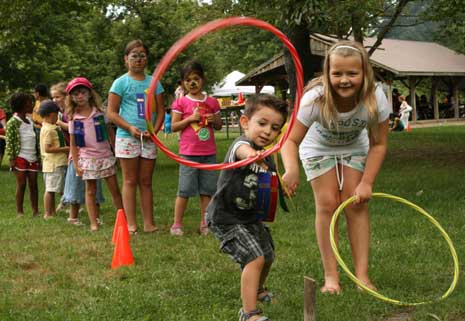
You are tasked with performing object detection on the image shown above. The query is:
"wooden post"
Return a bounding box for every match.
[408,76,417,122]
[453,78,460,119]
[304,277,316,321]
[432,78,439,119]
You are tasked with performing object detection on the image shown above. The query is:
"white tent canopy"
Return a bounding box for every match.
[212,70,274,97]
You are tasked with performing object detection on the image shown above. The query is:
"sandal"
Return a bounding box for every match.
[170,224,184,236]
[199,224,209,236]
[67,218,84,226]
[257,288,274,304]
[239,308,269,321]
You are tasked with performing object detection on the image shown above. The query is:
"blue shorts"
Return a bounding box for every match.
[177,155,218,198]
[61,161,105,204]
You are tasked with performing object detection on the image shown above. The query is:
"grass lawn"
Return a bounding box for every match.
[0,126,464,321]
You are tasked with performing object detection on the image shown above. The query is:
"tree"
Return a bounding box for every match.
[220,0,414,105]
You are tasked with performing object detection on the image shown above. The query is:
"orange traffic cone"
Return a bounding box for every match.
[237,92,244,105]
[111,226,135,269]
[112,209,129,244]
[406,123,411,132]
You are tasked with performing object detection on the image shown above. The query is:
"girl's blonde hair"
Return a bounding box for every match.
[50,82,67,96]
[65,88,103,119]
[304,40,378,132]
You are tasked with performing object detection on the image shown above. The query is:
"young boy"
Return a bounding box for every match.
[206,94,288,321]
[39,101,69,219]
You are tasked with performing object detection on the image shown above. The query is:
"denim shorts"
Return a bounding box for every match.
[302,153,367,181]
[61,161,105,205]
[177,155,218,197]
[209,222,275,269]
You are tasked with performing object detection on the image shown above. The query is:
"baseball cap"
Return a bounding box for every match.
[66,77,93,94]
[38,100,60,117]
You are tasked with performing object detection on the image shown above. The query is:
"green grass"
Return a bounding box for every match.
[1,126,465,321]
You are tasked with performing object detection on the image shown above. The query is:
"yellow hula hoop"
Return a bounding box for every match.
[330,192,460,306]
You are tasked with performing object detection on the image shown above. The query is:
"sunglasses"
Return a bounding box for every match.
[128,52,148,60]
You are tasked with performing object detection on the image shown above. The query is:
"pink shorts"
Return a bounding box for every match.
[14,157,39,172]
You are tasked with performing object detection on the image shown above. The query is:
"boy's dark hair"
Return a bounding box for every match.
[243,94,288,125]
[180,60,204,80]
[9,93,33,113]
[124,39,149,55]
[34,83,49,97]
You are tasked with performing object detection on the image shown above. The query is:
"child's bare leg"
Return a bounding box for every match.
[241,256,264,318]
[85,180,99,231]
[69,203,80,220]
[173,196,188,225]
[44,191,55,217]
[342,167,375,290]
[104,174,123,209]
[199,194,211,234]
[28,171,39,215]
[15,171,27,215]
[139,158,157,232]
[311,169,342,294]
[120,158,139,233]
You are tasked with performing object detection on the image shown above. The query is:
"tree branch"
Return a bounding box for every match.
[368,0,411,56]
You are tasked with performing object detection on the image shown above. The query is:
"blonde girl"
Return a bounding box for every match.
[281,40,390,294]
[66,77,123,231]
[107,39,165,234]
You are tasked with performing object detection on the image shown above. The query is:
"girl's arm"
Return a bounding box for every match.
[69,134,82,177]
[171,110,200,132]
[152,93,165,134]
[5,119,18,169]
[280,120,309,196]
[107,93,141,138]
[354,118,389,203]
[56,119,69,132]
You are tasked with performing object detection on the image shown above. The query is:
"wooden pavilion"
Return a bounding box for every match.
[236,34,465,122]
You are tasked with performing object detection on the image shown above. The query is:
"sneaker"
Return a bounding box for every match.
[170,225,184,236]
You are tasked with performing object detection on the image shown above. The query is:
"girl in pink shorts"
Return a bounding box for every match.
[66,77,123,231]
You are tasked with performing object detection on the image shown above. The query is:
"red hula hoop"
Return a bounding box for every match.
[146,16,303,170]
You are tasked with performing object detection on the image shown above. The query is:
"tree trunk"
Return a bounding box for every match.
[283,24,319,109]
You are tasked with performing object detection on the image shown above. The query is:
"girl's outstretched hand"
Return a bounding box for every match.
[353,181,372,204]
[282,171,299,197]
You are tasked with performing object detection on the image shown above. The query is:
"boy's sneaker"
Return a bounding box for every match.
[170,224,184,236]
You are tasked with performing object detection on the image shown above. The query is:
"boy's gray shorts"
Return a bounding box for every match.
[209,222,275,269]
